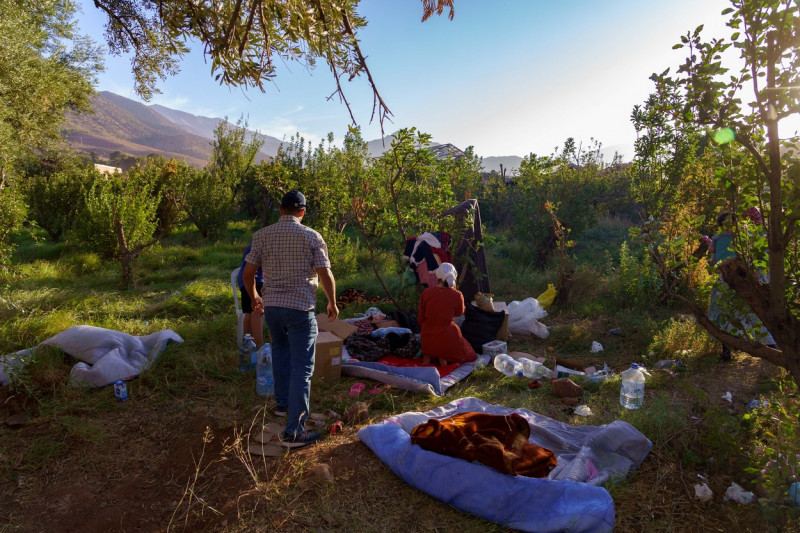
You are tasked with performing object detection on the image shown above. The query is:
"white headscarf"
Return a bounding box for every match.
[435,262,458,288]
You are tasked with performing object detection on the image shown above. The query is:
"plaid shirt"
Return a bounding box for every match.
[245,215,331,311]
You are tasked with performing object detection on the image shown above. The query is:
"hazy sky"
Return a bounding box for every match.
[76,0,733,160]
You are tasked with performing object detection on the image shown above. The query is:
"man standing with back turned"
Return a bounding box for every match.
[242,190,338,448]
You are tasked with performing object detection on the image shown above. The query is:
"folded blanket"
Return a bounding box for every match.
[410,412,557,477]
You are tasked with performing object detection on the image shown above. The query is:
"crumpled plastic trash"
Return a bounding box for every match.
[590,341,603,353]
[789,481,800,507]
[724,482,755,504]
[574,405,593,417]
[364,307,385,319]
[746,399,770,409]
[721,391,732,403]
[694,483,713,502]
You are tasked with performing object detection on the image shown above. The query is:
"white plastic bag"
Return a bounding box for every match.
[724,482,754,504]
[507,297,549,338]
[590,341,603,353]
[694,483,713,502]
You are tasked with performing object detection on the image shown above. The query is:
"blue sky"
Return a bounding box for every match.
[76,0,733,160]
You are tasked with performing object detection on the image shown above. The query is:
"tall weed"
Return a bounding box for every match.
[609,241,662,308]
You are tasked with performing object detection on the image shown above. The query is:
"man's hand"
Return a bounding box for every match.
[316,266,338,322]
[327,301,339,322]
[242,262,263,315]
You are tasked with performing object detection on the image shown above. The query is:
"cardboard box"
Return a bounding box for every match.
[494,301,510,341]
[316,314,358,339]
[482,340,508,357]
[313,314,358,381]
[314,331,344,380]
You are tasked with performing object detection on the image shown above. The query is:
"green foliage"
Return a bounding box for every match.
[610,241,662,308]
[210,116,263,199]
[86,0,457,128]
[647,316,717,362]
[0,185,27,267]
[184,169,232,240]
[571,216,633,268]
[73,172,159,259]
[437,146,484,202]
[70,157,189,286]
[488,138,628,267]
[24,160,99,241]
[633,1,800,384]
[0,0,102,183]
[185,119,259,240]
[743,376,800,528]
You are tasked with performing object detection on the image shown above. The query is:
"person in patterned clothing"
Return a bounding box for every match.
[242,190,338,448]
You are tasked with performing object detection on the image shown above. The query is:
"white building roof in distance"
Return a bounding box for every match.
[428,143,466,160]
[94,163,122,175]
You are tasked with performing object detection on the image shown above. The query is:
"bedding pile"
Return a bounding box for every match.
[358,397,652,532]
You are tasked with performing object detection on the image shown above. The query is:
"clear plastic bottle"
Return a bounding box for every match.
[518,357,549,379]
[255,343,274,396]
[493,354,523,377]
[619,363,647,409]
[239,334,256,373]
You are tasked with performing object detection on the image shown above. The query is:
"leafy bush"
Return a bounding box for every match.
[647,316,717,362]
[184,169,233,240]
[73,173,159,259]
[0,185,27,267]
[743,376,800,527]
[610,241,662,307]
[24,162,98,241]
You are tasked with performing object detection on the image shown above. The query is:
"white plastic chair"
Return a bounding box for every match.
[231,267,244,346]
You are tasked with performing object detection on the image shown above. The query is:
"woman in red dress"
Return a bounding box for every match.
[418,263,477,366]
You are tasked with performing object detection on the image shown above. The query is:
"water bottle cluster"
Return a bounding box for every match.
[492,354,552,379]
[239,335,274,397]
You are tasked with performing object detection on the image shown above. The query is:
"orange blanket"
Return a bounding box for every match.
[410,412,557,478]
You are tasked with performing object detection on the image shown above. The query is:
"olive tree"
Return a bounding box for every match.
[87,0,455,132]
[639,1,800,384]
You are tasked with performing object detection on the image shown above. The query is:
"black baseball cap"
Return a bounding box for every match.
[280,190,306,209]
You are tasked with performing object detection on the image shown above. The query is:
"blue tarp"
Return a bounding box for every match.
[358,397,652,532]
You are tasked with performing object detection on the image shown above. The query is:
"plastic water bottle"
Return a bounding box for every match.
[518,357,549,379]
[255,343,274,396]
[239,334,256,373]
[493,354,523,377]
[619,363,646,409]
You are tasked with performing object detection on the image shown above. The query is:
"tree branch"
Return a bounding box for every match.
[672,292,787,367]
[339,7,393,135]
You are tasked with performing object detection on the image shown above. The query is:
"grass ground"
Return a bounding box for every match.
[0,219,797,532]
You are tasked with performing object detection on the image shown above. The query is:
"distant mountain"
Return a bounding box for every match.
[65,91,281,166]
[364,132,521,174]
[482,155,523,175]
[149,104,284,156]
[66,92,628,174]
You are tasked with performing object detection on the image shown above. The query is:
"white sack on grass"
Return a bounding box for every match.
[0,325,183,388]
[507,297,549,338]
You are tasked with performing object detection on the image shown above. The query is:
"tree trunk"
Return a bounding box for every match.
[115,219,134,289]
[356,222,401,311]
[718,257,800,383]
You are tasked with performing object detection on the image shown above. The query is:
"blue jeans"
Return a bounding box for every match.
[263,307,317,437]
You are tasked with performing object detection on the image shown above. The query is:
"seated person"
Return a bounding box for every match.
[238,244,264,347]
[418,263,477,366]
